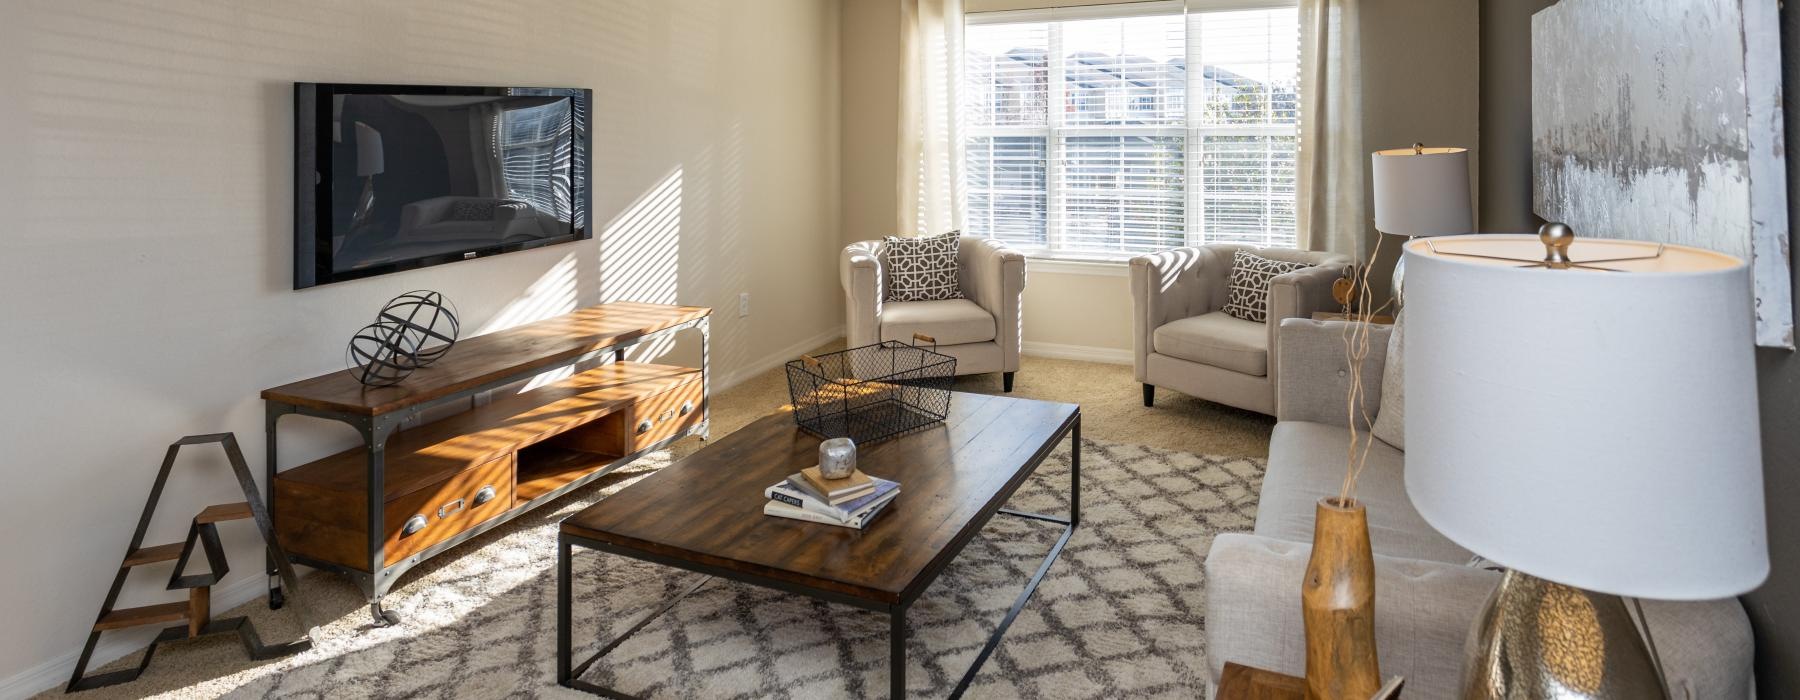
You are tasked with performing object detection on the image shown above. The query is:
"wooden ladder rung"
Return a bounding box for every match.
[195,502,252,524]
[121,542,184,568]
[93,602,189,631]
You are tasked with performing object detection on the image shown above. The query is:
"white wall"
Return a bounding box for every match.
[0,0,842,690]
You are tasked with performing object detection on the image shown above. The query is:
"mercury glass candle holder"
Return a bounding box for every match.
[819,437,857,479]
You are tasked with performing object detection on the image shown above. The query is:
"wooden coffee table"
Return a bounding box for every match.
[556,392,1080,698]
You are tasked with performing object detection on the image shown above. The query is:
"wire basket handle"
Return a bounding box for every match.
[800,354,822,370]
[911,333,937,350]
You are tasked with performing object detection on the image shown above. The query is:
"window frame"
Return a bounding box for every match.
[963,0,1301,263]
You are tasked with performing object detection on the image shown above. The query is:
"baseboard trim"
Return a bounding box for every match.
[1022,340,1133,365]
[713,325,844,392]
[0,573,271,700]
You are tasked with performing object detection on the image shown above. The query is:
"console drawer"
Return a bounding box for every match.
[629,377,703,452]
[275,452,514,571]
[384,453,514,566]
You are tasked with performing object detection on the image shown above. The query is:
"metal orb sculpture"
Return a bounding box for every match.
[346,291,461,387]
[346,320,423,387]
[378,291,460,367]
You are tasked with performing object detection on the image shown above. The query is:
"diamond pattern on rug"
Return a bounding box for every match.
[145,439,1261,699]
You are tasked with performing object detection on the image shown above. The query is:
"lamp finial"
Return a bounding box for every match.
[1539,222,1576,268]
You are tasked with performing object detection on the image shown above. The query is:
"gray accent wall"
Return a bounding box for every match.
[1480,0,1800,694]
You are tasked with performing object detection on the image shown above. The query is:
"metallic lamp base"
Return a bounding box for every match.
[1462,570,1669,699]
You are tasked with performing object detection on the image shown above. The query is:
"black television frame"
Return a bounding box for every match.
[293,82,592,289]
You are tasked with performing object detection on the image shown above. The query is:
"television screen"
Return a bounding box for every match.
[294,83,591,288]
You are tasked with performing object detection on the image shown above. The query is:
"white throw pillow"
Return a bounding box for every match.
[1371,313,1405,449]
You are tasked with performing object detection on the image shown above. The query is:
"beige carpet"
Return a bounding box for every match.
[685,343,1275,462]
[49,348,1272,699]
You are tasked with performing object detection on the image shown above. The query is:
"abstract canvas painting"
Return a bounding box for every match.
[1533,0,1790,347]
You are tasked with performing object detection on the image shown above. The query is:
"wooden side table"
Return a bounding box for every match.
[1311,311,1396,325]
[1216,662,1304,700]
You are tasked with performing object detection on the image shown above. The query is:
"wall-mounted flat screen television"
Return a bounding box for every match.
[294,83,591,289]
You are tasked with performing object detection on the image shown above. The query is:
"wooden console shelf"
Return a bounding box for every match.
[262,302,710,624]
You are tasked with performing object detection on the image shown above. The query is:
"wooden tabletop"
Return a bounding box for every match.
[561,392,1080,605]
[262,302,710,416]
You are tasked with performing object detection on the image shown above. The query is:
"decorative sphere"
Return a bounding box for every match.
[346,320,422,387]
[378,291,460,366]
[1539,222,1576,253]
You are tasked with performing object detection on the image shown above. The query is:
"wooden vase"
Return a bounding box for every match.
[1302,496,1381,700]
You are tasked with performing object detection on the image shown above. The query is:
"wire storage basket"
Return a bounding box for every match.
[785,335,956,444]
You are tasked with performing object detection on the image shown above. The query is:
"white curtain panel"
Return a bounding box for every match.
[1296,0,1364,255]
[899,0,966,237]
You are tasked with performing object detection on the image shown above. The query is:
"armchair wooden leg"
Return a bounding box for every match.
[1143,383,1155,407]
[1002,372,1015,393]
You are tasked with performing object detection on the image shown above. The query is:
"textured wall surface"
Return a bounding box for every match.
[1532,0,1790,346]
[1742,2,1800,695]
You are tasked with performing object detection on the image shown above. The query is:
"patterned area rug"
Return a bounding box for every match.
[71,439,1263,699]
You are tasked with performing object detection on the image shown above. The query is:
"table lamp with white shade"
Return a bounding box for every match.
[1370,145,1473,300]
[351,122,385,230]
[1402,225,1767,698]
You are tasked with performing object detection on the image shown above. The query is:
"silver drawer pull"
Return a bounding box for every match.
[472,485,497,506]
[438,498,465,519]
[636,419,653,434]
[402,515,428,537]
[679,401,694,416]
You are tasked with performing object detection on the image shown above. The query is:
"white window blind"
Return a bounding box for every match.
[963,3,1299,259]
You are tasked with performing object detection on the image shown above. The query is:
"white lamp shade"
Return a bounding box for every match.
[1403,235,1766,600]
[1371,147,1472,237]
[354,122,385,177]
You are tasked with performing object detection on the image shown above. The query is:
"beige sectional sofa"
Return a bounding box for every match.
[1203,318,1756,698]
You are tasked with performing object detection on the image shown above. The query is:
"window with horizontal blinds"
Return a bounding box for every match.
[962,2,1300,259]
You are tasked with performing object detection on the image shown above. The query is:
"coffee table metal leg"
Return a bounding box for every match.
[891,606,908,699]
[557,535,573,687]
[1071,414,1080,526]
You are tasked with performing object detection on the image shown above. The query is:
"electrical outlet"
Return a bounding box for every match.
[738,292,751,318]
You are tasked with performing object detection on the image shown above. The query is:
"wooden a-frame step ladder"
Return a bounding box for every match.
[67,433,313,693]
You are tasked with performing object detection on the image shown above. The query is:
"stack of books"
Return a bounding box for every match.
[763,466,900,529]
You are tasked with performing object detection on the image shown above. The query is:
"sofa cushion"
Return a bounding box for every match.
[880,299,996,346]
[1223,250,1311,323]
[882,231,965,302]
[1152,311,1267,376]
[1371,312,1405,449]
[1255,421,1470,563]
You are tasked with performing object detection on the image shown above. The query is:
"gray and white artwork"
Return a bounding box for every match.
[1533,0,1790,347]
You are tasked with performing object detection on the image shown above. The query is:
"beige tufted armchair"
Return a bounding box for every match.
[841,236,1026,391]
[1129,244,1352,415]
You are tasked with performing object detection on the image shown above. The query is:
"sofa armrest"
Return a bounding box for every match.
[958,236,1026,371]
[1204,533,1498,700]
[842,241,884,347]
[1274,318,1390,428]
[1267,263,1352,412]
[1129,247,1228,382]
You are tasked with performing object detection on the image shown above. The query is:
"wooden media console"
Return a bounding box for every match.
[261,302,710,625]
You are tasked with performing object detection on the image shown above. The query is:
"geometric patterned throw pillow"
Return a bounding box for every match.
[1222,250,1311,323]
[883,231,965,302]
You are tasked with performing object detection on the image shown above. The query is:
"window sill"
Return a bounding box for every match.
[1026,257,1131,277]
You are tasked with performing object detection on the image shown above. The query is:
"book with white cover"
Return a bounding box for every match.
[763,488,899,529]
